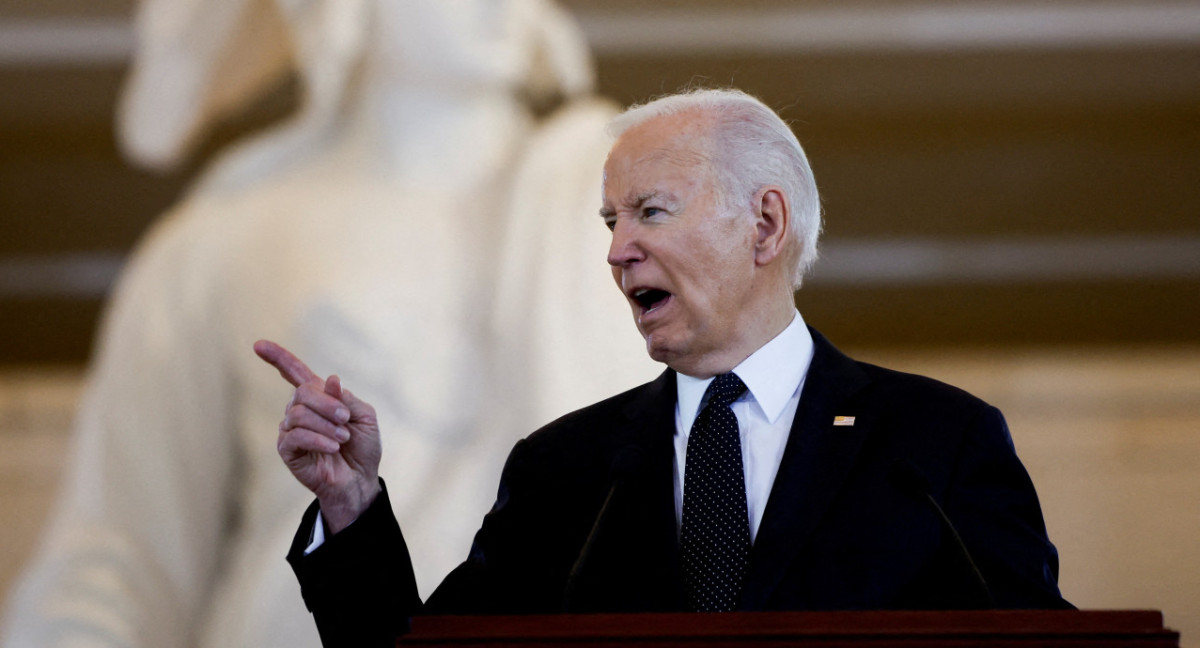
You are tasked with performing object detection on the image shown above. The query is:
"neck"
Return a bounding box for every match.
[674,297,797,379]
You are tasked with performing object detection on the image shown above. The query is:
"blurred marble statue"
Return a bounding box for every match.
[1,0,656,645]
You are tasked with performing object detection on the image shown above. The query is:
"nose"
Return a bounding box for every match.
[607,218,644,268]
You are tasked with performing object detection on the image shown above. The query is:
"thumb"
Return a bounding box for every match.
[324,374,343,400]
[326,377,373,423]
[340,386,375,422]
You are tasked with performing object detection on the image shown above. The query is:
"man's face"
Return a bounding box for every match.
[601,113,761,376]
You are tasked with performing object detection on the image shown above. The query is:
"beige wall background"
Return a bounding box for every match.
[1,0,1198,644]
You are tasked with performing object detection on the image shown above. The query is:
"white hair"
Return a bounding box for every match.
[608,88,822,288]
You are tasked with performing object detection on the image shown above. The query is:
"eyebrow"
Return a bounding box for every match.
[599,189,668,217]
[628,191,661,209]
[601,191,653,218]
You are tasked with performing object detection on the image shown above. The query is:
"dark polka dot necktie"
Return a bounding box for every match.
[680,372,750,612]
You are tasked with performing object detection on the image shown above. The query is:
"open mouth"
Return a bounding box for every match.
[632,288,672,313]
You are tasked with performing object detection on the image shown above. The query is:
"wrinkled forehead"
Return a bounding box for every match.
[617,111,716,160]
[603,118,718,197]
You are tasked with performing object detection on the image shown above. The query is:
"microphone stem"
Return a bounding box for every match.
[923,492,995,609]
[563,481,621,611]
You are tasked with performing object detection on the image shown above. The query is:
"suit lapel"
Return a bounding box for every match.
[578,368,686,611]
[622,368,687,609]
[741,328,873,609]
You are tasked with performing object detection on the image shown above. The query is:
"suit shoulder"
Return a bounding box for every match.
[851,358,1000,420]
[493,376,667,485]
[526,378,658,442]
[506,372,671,464]
[842,357,1018,463]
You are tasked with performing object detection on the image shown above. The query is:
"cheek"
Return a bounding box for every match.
[694,236,755,303]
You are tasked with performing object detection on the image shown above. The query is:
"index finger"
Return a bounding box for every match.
[254,339,320,387]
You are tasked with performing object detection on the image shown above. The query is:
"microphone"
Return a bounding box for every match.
[563,445,646,611]
[888,459,996,608]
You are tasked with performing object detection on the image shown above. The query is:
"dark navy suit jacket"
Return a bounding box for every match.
[288,329,1069,646]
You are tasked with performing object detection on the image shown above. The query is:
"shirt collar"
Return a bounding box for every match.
[676,310,813,430]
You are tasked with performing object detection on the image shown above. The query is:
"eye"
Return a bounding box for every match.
[603,216,617,231]
[642,207,663,219]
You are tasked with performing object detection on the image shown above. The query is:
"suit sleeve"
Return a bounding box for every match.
[287,435,590,642]
[287,482,423,648]
[944,405,1072,609]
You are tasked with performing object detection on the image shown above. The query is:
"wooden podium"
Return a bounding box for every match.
[398,610,1178,647]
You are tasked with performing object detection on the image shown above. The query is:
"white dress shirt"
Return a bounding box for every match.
[673,310,814,544]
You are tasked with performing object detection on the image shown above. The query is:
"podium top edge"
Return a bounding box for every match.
[404,609,1174,640]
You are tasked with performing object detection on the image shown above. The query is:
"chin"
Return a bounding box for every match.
[643,335,679,366]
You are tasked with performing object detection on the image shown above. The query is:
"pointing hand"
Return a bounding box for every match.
[255,340,382,533]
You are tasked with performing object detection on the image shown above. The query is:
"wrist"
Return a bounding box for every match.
[317,477,382,534]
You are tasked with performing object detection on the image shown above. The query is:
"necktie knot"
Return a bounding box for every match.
[704,372,746,410]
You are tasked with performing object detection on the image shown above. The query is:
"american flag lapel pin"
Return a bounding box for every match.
[833,416,856,427]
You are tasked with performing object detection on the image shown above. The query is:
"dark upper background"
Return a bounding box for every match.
[2,0,1198,364]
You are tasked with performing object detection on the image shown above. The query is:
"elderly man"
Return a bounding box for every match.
[258,88,1069,646]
